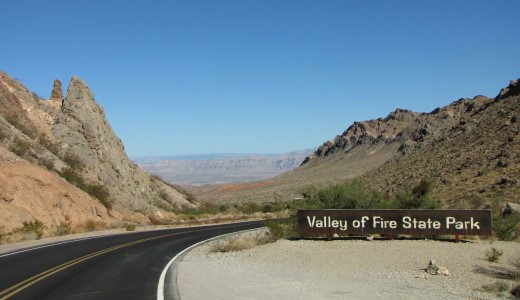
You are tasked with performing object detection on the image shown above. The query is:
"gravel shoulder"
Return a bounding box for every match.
[178,230,520,299]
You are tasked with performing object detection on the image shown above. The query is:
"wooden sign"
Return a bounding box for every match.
[297,209,492,236]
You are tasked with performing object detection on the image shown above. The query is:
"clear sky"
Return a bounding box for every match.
[2,1,519,156]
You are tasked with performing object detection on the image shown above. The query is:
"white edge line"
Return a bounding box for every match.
[157,227,265,300]
[0,223,229,258]
[0,235,107,258]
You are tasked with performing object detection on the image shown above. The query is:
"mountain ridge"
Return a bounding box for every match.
[190,79,520,208]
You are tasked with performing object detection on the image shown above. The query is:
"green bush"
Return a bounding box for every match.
[84,183,113,209]
[392,179,440,209]
[58,165,112,209]
[266,219,296,239]
[126,223,137,231]
[61,150,85,170]
[493,214,520,241]
[300,179,383,210]
[59,167,85,187]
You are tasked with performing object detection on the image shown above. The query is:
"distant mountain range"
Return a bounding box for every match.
[134,149,314,185]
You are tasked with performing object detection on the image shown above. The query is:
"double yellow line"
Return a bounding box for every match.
[0,233,174,300]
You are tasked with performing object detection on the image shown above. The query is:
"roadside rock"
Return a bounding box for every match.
[425,259,450,276]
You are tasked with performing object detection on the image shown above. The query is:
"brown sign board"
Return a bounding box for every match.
[297,209,492,236]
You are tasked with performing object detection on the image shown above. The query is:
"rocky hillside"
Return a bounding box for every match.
[0,70,193,232]
[136,150,313,185]
[192,79,519,207]
[361,79,520,207]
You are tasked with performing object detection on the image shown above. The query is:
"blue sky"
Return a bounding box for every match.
[2,1,519,156]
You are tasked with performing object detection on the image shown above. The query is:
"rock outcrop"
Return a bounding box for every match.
[0,70,194,231]
[53,77,193,212]
[49,79,63,103]
[496,79,520,100]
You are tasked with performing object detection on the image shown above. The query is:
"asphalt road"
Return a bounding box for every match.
[0,220,266,300]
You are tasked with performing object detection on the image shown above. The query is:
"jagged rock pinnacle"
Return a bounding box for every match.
[49,79,63,103]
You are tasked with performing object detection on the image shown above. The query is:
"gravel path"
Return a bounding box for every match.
[178,231,520,299]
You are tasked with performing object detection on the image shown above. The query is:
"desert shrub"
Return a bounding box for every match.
[210,235,255,252]
[510,285,520,299]
[59,167,85,187]
[9,138,32,156]
[5,116,35,139]
[152,198,173,211]
[126,223,136,231]
[485,247,504,263]
[219,204,230,213]
[55,216,72,236]
[61,150,85,170]
[0,127,7,141]
[262,200,289,213]
[237,202,262,214]
[20,219,45,239]
[300,179,383,210]
[85,219,98,231]
[84,183,112,209]
[31,91,43,100]
[210,230,275,253]
[38,157,54,170]
[266,219,296,240]
[58,167,112,209]
[37,134,61,156]
[482,281,510,294]
[392,179,441,209]
[493,214,520,241]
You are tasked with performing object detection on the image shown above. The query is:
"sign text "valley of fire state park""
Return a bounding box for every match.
[297,209,492,236]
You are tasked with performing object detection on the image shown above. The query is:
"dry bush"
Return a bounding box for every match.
[210,230,276,253]
[73,219,104,233]
[485,247,504,263]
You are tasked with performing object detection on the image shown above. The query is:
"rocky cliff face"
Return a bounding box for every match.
[302,97,491,166]
[0,70,193,231]
[53,77,192,212]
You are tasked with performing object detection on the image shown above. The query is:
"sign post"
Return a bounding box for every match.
[297,209,492,238]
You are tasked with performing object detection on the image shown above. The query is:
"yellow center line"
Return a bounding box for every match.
[0,223,254,300]
[0,234,174,300]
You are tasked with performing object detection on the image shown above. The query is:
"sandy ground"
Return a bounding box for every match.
[178,230,520,300]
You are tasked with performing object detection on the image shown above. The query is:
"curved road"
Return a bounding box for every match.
[0,220,265,300]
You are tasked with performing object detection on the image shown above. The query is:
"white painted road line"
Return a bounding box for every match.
[0,236,108,258]
[157,228,263,300]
